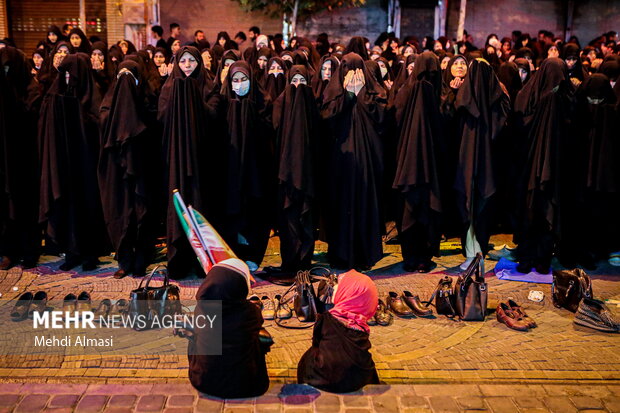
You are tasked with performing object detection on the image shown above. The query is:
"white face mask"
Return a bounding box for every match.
[379,66,388,78]
[232,79,250,96]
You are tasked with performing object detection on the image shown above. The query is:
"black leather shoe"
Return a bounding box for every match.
[76,291,92,314]
[62,293,78,317]
[403,291,433,317]
[386,292,414,317]
[82,258,100,272]
[516,261,532,274]
[28,291,48,319]
[59,258,80,271]
[416,260,437,273]
[0,256,14,271]
[11,292,34,321]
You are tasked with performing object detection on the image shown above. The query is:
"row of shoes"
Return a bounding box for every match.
[574,297,620,333]
[249,295,292,320]
[496,299,537,331]
[11,291,128,322]
[369,291,434,327]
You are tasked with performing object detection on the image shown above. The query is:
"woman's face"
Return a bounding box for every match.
[201,51,212,70]
[565,56,577,70]
[171,40,181,54]
[451,57,467,78]
[53,45,69,69]
[434,41,443,51]
[377,60,388,77]
[282,54,293,63]
[547,46,559,58]
[321,60,332,80]
[179,51,198,77]
[48,32,58,44]
[257,55,268,70]
[502,41,511,53]
[154,52,165,67]
[390,40,398,50]
[459,44,466,54]
[231,71,250,96]
[440,56,450,70]
[70,34,81,48]
[92,49,104,64]
[486,46,495,56]
[33,53,44,69]
[404,46,414,57]
[290,73,307,87]
[218,37,226,47]
[268,62,283,76]
[518,67,528,82]
[119,41,128,54]
[587,50,597,62]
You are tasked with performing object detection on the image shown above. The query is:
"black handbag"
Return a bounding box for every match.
[425,276,457,318]
[276,267,337,329]
[455,253,487,321]
[552,268,592,313]
[129,265,182,331]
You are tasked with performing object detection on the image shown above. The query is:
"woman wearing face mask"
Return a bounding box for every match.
[98,60,160,279]
[391,51,444,272]
[263,56,287,101]
[453,59,510,270]
[68,28,91,54]
[514,58,531,85]
[573,74,619,267]
[0,47,42,270]
[39,53,107,271]
[562,43,588,87]
[376,57,394,89]
[513,58,576,274]
[219,61,274,270]
[158,46,214,279]
[297,270,380,393]
[268,66,319,276]
[321,53,387,270]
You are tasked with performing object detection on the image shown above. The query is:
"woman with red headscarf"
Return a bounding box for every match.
[297,270,380,393]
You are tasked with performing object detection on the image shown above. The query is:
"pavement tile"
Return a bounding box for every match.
[399,396,428,408]
[484,397,519,413]
[167,395,196,407]
[569,396,604,410]
[15,394,49,413]
[0,385,23,393]
[0,394,20,408]
[107,395,137,407]
[513,397,546,409]
[195,397,224,412]
[163,408,193,413]
[313,394,341,412]
[456,396,486,410]
[602,396,620,412]
[370,395,399,413]
[222,408,253,413]
[86,384,153,395]
[428,396,460,413]
[542,396,577,413]
[48,394,80,408]
[136,394,166,411]
[75,395,108,412]
[341,396,370,408]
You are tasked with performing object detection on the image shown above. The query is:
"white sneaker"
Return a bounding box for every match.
[459,257,475,270]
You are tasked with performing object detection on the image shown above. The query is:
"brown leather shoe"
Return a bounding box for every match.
[403,291,433,317]
[387,292,414,317]
[375,299,393,326]
[113,269,128,279]
[496,302,529,331]
[507,299,537,328]
[0,256,14,271]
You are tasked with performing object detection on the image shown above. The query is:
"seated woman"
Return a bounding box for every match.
[188,258,269,398]
[297,270,380,393]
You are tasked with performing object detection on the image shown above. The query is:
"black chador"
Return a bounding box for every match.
[272,65,319,273]
[0,47,41,269]
[453,58,509,260]
[219,60,274,268]
[321,52,387,270]
[513,58,575,273]
[99,60,159,278]
[158,46,213,279]
[392,51,444,272]
[39,53,107,271]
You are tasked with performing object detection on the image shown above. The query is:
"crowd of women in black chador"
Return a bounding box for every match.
[0,27,618,279]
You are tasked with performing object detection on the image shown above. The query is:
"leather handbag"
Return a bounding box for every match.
[455,253,488,321]
[276,267,337,329]
[129,265,182,331]
[552,268,592,313]
[425,276,457,318]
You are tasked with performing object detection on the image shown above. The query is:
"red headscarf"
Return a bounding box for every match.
[329,270,378,333]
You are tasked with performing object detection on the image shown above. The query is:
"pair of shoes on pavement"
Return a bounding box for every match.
[574,297,620,333]
[385,291,433,318]
[249,294,292,320]
[368,299,393,326]
[487,245,517,261]
[496,299,537,331]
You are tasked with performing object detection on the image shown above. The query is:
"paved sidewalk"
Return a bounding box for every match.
[1,382,620,412]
